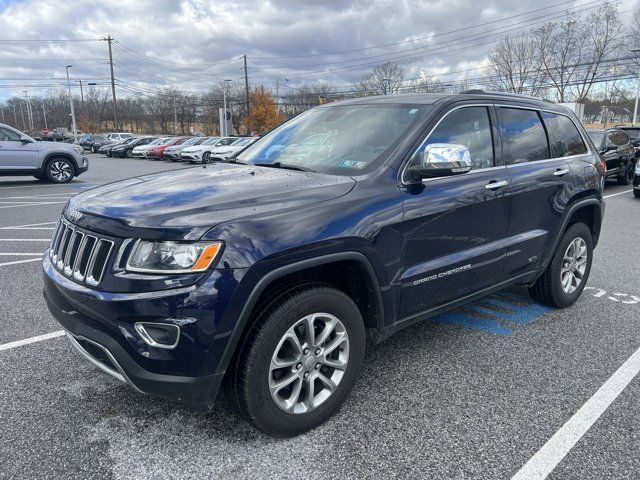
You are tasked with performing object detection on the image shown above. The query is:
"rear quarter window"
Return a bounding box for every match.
[499,107,550,164]
[542,112,588,157]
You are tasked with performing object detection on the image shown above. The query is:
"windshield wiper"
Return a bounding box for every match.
[254,162,316,173]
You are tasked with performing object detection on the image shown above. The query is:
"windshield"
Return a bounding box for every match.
[121,133,133,138]
[588,132,604,146]
[148,138,164,146]
[622,128,640,140]
[181,136,201,146]
[202,137,221,145]
[232,137,255,146]
[236,104,429,175]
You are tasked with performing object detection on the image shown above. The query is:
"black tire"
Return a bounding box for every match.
[124,149,132,158]
[617,162,634,185]
[225,284,365,437]
[634,188,640,198]
[529,222,593,308]
[202,152,211,164]
[44,157,75,183]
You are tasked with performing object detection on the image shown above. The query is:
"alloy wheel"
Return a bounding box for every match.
[560,237,588,294]
[268,313,349,414]
[50,161,72,182]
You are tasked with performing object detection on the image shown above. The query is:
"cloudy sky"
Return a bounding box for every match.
[0,0,637,100]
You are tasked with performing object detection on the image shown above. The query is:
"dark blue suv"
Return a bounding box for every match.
[43,92,605,437]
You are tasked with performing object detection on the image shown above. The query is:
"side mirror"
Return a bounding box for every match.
[405,143,472,182]
[19,135,33,144]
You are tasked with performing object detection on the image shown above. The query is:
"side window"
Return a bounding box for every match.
[500,108,550,164]
[0,127,22,141]
[607,130,628,147]
[542,112,588,157]
[419,106,494,170]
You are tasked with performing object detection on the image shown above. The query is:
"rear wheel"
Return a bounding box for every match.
[529,222,593,308]
[225,285,365,437]
[44,158,75,183]
[617,162,634,185]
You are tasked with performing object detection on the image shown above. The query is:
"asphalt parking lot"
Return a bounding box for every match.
[0,154,639,479]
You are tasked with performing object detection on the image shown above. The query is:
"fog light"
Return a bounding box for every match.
[134,322,180,349]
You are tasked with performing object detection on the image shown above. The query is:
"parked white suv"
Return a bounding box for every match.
[106,132,134,143]
[0,123,88,183]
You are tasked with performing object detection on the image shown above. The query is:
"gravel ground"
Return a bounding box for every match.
[0,155,638,479]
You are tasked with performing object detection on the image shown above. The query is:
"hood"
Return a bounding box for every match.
[37,141,77,151]
[65,163,356,240]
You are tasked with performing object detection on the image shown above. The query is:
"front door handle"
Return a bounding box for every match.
[554,168,570,177]
[484,180,508,190]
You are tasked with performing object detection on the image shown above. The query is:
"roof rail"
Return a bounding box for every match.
[458,89,544,102]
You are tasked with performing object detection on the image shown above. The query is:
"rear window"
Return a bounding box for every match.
[499,108,550,164]
[542,112,587,157]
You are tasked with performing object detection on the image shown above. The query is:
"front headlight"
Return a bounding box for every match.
[126,240,222,274]
[74,145,84,155]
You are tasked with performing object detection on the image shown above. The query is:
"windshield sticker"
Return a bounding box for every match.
[339,160,367,169]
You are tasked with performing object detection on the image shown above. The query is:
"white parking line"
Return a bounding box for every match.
[512,345,640,479]
[0,201,67,209]
[0,239,50,242]
[0,222,57,230]
[0,330,65,352]
[603,190,632,199]
[0,257,42,267]
[0,193,74,200]
[0,253,43,256]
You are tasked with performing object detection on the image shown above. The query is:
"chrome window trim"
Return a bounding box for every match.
[401,103,496,185]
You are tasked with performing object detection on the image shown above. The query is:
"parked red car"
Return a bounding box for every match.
[147,136,192,160]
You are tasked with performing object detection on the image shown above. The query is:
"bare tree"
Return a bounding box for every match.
[483,33,546,96]
[351,62,405,95]
[408,69,445,93]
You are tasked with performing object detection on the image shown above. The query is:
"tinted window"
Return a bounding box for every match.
[607,130,628,147]
[588,131,604,146]
[422,106,494,170]
[542,112,587,157]
[0,127,22,141]
[500,108,550,164]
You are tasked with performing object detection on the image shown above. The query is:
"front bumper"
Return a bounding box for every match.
[42,253,241,411]
[76,156,89,174]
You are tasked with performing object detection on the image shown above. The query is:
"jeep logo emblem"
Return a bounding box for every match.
[67,205,82,222]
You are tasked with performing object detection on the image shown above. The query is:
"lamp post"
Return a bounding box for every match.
[632,48,640,126]
[65,65,77,140]
[275,77,289,108]
[222,79,232,136]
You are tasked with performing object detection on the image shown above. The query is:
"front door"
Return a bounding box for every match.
[398,104,510,319]
[0,126,38,170]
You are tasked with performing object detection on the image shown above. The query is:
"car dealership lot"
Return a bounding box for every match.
[0,155,639,479]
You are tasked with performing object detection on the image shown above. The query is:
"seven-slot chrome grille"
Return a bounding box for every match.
[49,218,114,286]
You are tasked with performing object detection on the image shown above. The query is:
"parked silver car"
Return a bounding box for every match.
[0,123,88,183]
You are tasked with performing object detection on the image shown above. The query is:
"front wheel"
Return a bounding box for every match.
[225,285,365,437]
[44,158,75,183]
[529,222,593,308]
[201,152,211,164]
[634,188,640,198]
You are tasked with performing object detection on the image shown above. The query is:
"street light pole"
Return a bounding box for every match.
[275,77,289,108]
[222,79,231,136]
[632,48,640,126]
[65,65,77,140]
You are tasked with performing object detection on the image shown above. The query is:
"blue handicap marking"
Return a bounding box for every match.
[71,184,95,190]
[430,291,553,335]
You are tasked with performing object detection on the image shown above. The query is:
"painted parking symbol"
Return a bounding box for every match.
[431,292,552,336]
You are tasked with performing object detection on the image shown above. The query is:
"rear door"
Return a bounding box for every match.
[398,104,511,318]
[0,126,38,170]
[497,105,576,277]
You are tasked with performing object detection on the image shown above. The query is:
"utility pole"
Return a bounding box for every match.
[243,55,250,131]
[174,98,177,134]
[23,91,34,131]
[65,65,78,140]
[19,102,25,130]
[41,100,48,130]
[77,79,85,110]
[12,104,17,126]
[222,79,231,137]
[103,35,118,130]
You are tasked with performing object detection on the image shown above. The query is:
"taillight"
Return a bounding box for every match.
[600,155,607,174]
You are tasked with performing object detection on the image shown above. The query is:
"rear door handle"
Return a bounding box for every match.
[484,180,508,190]
[554,168,570,177]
